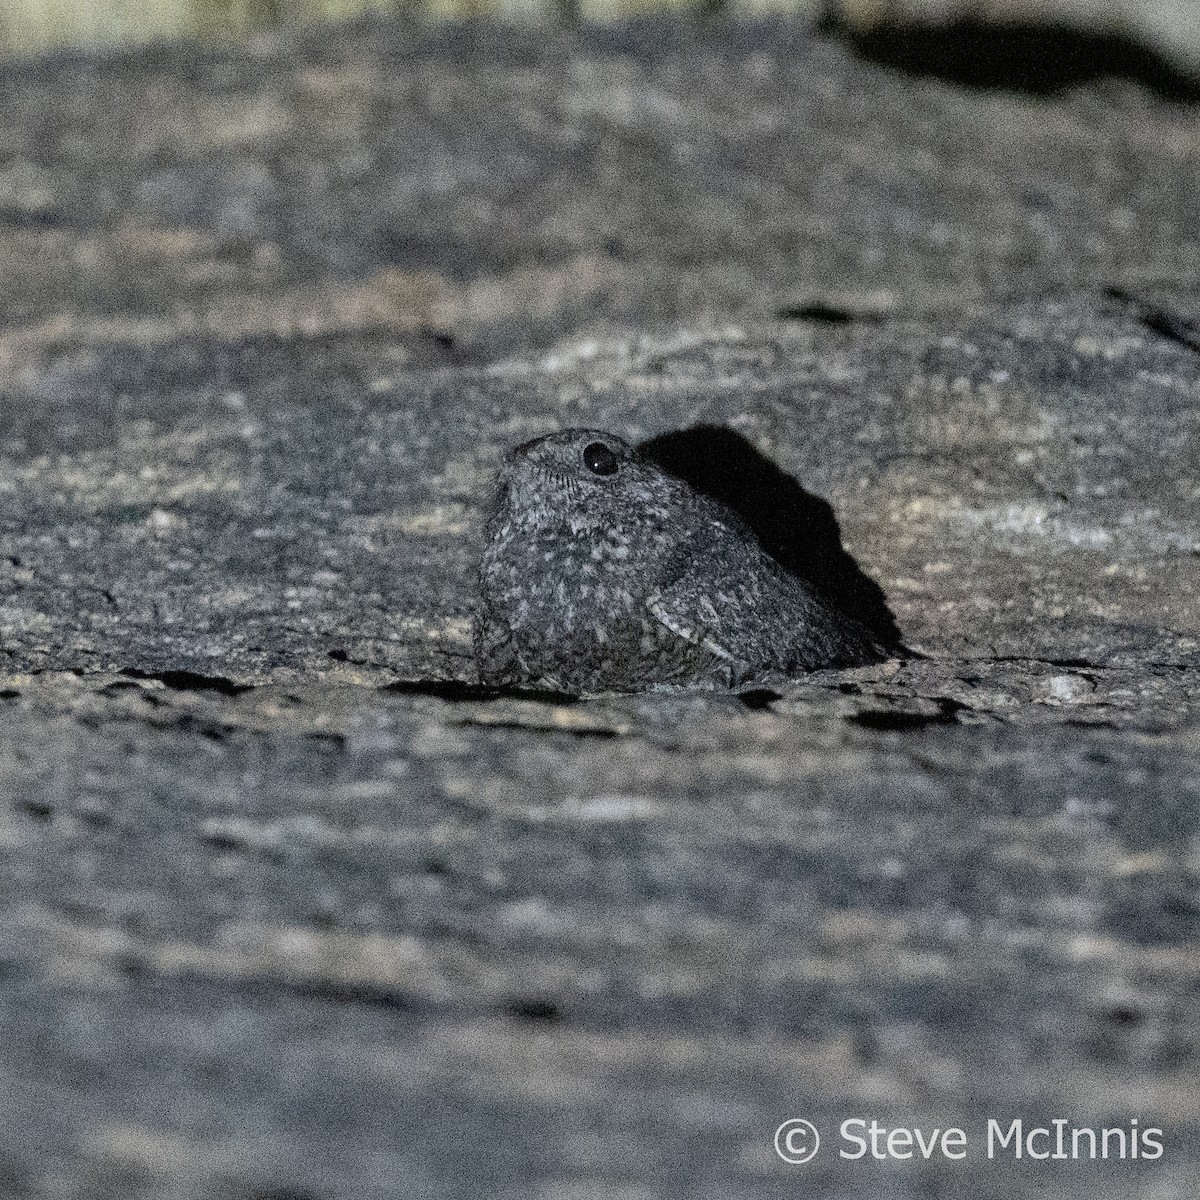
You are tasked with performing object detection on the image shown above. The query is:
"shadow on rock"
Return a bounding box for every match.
[639,425,903,651]
[836,20,1200,102]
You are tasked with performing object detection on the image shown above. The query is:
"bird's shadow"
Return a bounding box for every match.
[639,425,903,651]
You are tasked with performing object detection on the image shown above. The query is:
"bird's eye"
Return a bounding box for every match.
[583,441,619,476]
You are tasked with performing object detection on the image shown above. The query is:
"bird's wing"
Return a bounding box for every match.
[645,520,882,678]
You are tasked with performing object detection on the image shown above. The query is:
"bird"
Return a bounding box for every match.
[474,428,886,694]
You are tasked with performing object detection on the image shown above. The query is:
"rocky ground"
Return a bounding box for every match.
[0,17,1198,1200]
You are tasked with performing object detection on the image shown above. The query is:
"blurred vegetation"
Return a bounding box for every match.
[0,0,403,58]
[2,0,1197,74]
[1,0,808,57]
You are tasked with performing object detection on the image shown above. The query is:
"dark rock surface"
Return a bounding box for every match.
[0,18,1198,1199]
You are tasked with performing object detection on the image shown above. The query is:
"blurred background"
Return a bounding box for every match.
[3,0,1200,73]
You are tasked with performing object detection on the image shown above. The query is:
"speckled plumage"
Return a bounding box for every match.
[474,429,885,694]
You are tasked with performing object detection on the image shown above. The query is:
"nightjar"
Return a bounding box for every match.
[474,429,886,694]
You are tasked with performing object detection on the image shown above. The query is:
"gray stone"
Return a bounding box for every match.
[0,19,1198,1200]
